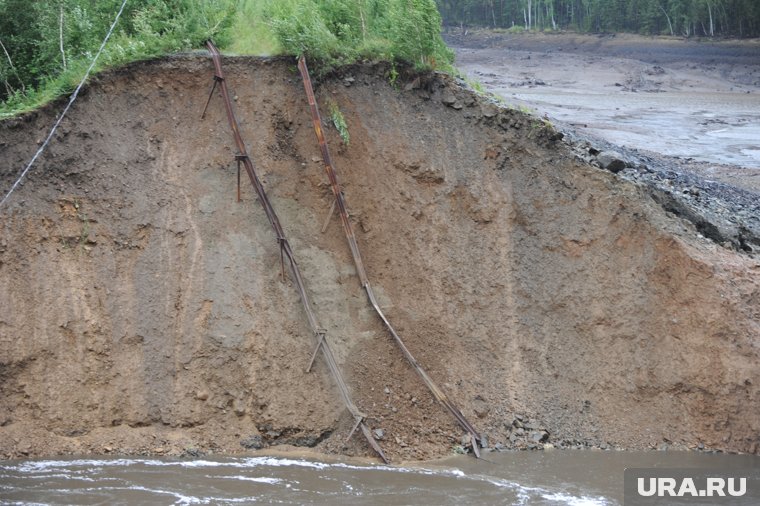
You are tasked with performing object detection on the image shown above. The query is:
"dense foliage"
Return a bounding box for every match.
[436,0,760,37]
[0,0,451,116]
[0,0,234,106]
[262,0,452,68]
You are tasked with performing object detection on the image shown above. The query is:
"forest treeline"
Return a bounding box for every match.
[4,0,757,117]
[435,0,760,37]
[0,0,450,115]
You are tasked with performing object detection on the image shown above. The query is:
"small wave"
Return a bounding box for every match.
[477,475,612,506]
[540,492,610,506]
[1,458,166,473]
[206,475,284,485]
[48,485,262,506]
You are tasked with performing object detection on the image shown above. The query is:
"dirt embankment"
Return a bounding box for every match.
[0,56,758,461]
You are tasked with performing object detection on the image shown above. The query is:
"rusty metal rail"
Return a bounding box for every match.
[203,41,388,464]
[297,57,482,457]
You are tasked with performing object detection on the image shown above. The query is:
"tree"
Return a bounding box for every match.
[0,0,234,104]
[432,0,760,37]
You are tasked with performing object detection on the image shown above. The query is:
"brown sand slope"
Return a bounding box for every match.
[0,56,758,461]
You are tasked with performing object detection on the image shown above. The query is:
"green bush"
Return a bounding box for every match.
[0,0,234,117]
[264,0,346,66]
[1,0,453,116]
[384,0,453,68]
[328,99,350,146]
[259,0,452,70]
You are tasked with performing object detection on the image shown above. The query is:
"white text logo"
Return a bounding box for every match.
[637,477,747,497]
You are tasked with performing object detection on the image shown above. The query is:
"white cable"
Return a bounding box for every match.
[0,0,128,209]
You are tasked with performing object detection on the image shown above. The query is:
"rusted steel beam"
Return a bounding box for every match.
[204,41,387,464]
[297,56,482,457]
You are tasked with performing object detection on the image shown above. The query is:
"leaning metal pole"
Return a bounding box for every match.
[297,56,481,457]
[203,41,387,463]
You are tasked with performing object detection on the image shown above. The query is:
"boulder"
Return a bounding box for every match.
[597,151,627,173]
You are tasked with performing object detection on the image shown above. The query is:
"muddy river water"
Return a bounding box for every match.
[2,451,758,505]
[449,32,760,169]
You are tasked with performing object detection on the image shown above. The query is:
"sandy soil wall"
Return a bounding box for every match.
[0,57,757,460]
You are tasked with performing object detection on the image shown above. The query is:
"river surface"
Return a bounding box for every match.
[2,451,758,505]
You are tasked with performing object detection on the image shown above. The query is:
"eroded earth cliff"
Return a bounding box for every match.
[0,56,758,461]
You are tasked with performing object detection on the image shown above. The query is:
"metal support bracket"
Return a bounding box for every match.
[201,75,224,120]
[321,198,337,233]
[276,235,286,282]
[346,415,364,443]
[471,433,481,458]
[306,329,327,373]
[321,191,349,233]
[235,154,248,202]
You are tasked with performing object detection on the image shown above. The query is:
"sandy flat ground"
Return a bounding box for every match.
[448,31,760,188]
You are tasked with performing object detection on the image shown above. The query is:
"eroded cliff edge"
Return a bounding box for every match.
[1,56,758,460]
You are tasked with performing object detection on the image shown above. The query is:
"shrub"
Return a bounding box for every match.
[1,0,454,115]
[0,0,234,116]
[260,0,453,70]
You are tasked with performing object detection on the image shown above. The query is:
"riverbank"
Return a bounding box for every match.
[1,56,758,462]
